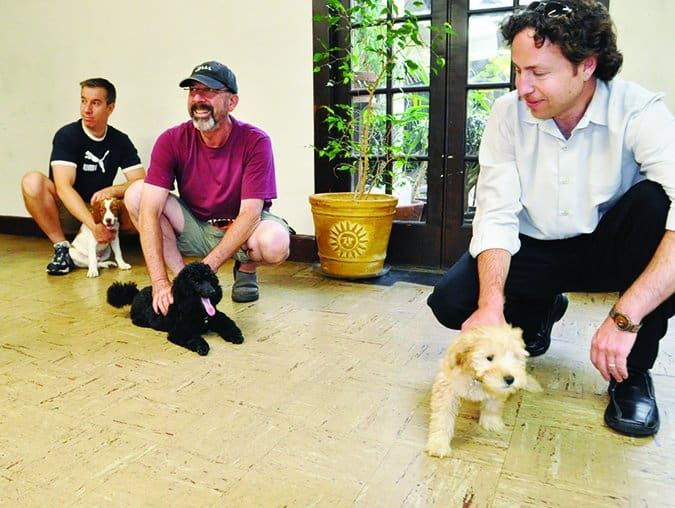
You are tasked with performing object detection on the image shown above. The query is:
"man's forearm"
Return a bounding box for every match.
[98,180,143,200]
[58,186,96,230]
[139,212,169,286]
[476,248,512,311]
[203,216,260,271]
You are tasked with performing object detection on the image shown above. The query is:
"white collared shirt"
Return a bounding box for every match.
[470,78,675,257]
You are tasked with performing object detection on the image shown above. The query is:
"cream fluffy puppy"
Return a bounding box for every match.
[425,325,541,458]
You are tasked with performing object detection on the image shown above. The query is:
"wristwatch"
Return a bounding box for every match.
[609,305,642,333]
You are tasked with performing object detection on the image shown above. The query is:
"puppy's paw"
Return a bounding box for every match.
[117,261,132,270]
[425,434,451,458]
[87,268,100,278]
[189,338,209,356]
[99,261,117,268]
[479,414,505,432]
[171,335,209,356]
[228,331,244,344]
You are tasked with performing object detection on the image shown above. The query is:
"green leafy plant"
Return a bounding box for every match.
[313,0,453,199]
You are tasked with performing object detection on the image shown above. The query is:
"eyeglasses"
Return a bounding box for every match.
[183,86,230,98]
[527,1,573,18]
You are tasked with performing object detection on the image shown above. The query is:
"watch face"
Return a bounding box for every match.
[615,314,629,330]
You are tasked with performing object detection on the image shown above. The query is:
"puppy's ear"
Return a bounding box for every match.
[452,347,470,368]
[91,201,102,223]
[524,374,543,393]
[447,328,481,368]
[448,334,473,368]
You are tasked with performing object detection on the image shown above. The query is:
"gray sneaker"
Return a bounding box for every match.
[46,243,75,275]
[232,261,259,302]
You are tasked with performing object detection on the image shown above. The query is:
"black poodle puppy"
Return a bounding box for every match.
[107,261,244,355]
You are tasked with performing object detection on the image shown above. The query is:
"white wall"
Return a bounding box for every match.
[611,0,675,111]
[0,1,672,236]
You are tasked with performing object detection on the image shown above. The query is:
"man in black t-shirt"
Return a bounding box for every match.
[21,78,146,275]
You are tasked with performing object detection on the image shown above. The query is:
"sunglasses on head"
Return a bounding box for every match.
[527,1,573,18]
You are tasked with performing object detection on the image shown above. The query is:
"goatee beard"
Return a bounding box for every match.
[191,104,217,132]
[192,116,216,131]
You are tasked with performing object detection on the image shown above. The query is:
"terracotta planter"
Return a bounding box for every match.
[309,192,398,279]
[394,200,425,221]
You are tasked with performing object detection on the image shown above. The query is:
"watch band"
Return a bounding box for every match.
[609,304,642,333]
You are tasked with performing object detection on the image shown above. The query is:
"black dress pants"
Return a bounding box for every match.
[427,180,675,370]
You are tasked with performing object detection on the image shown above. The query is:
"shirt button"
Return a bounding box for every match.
[560,210,569,216]
[560,176,569,184]
[561,145,568,151]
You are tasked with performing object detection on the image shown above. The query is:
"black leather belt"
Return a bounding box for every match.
[207,218,235,229]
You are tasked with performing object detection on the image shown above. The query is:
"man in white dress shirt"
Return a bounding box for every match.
[427,0,675,437]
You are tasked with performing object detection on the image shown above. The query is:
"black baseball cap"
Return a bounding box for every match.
[179,61,238,93]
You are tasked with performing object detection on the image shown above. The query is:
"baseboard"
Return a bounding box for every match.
[286,234,319,263]
[0,215,318,264]
[0,216,44,237]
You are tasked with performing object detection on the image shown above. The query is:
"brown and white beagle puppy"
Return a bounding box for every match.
[69,198,131,277]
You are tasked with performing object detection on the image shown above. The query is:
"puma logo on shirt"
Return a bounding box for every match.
[83,150,110,173]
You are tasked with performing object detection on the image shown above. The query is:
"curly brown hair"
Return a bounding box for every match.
[500,0,623,81]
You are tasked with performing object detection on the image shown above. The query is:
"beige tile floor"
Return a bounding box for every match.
[1,233,674,507]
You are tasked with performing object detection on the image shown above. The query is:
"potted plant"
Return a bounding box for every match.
[311,0,453,278]
[393,161,427,221]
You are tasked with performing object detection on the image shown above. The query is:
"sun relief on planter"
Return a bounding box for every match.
[309,193,397,279]
[328,221,369,259]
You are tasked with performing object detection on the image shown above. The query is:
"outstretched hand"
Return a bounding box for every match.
[590,317,636,383]
[91,223,116,244]
[461,306,507,331]
[90,189,113,205]
[152,279,174,316]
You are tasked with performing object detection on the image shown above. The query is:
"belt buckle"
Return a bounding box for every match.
[209,218,234,231]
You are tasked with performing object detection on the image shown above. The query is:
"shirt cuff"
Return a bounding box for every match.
[469,228,521,258]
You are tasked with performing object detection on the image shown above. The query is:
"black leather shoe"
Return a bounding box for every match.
[604,369,659,437]
[524,294,568,357]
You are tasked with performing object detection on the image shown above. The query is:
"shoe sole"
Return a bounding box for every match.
[231,293,259,303]
[604,410,659,437]
[47,269,72,275]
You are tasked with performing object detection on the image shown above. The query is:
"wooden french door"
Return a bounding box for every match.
[314,1,595,269]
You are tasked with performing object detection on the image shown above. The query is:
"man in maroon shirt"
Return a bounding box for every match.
[125,61,290,312]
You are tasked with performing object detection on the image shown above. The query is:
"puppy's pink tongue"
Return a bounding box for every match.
[201,297,216,316]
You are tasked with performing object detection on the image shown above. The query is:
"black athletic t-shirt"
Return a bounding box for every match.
[49,120,142,202]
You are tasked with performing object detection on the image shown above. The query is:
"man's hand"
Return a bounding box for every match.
[91,222,116,244]
[152,278,173,316]
[461,305,507,331]
[590,317,637,383]
[90,188,113,204]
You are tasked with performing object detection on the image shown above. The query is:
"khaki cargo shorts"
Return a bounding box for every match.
[175,197,290,263]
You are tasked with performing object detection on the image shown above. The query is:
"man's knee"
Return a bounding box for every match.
[261,230,291,265]
[427,252,479,330]
[630,180,669,223]
[426,289,467,330]
[21,171,50,197]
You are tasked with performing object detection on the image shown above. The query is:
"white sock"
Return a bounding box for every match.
[54,240,70,248]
